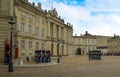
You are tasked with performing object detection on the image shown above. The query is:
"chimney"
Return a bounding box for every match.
[32,2,35,6]
[75,33,77,36]
[38,3,41,9]
[71,25,73,28]
[85,31,88,34]
[114,34,116,37]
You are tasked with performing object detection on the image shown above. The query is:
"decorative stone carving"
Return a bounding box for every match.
[48,8,58,17]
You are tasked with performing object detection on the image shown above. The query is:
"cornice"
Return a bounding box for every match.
[15,0,46,17]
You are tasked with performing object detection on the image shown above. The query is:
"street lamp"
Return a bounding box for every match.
[8,16,15,72]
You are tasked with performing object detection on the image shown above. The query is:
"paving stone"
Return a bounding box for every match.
[0,56,120,77]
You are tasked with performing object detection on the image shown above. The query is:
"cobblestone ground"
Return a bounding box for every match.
[0,56,120,77]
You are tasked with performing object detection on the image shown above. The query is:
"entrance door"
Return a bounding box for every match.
[57,44,59,56]
[77,48,81,55]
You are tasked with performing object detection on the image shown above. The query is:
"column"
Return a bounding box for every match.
[46,41,51,51]
[53,42,57,56]
[64,28,67,43]
[53,24,56,38]
[63,44,67,55]
[47,21,51,37]
[59,26,61,39]
[59,43,62,56]
[61,28,64,40]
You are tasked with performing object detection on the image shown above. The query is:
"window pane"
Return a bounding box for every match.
[29,41,32,49]
[42,29,44,37]
[20,11,26,17]
[36,27,39,36]
[21,40,25,49]
[36,42,39,49]
[28,25,32,34]
[29,14,33,19]
[21,23,24,33]
[41,43,44,49]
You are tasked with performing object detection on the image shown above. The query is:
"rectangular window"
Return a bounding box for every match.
[29,14,33,19]
[42,29,44,37]
[29,41,32,49]
[36,42,39,49]
[28,24,32,34]
[41,19,44,24]
[21,40,25,49]
[35,27,39,36]
[41,43,44,49]
[36,18,40,23]
[20,23,24,33]
[20,11,26,17]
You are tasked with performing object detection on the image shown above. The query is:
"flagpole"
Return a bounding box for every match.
[51,0,53,10]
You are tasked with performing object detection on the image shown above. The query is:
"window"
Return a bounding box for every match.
[20,11,26,17]
[41,19,44,24]
[36,18,40,23]
[35,27,39,36]
[29,41,32,49]
[20,23,24,33]
[29,14,33,19]
[75,39,77,44]
[42,29,44,37]
[21,40,25,49]
[28,24,32,34]
[41,43,44,49]
[36,42,39,49]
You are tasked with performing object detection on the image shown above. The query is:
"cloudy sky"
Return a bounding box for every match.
[29,0,120,36]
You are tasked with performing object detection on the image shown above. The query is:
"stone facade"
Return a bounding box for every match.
[0,0,15,63]
[108,35,120,55]
[0,0,73,62]
[96,35,111,54]
[73,31,97,55]
[73,32,111,55]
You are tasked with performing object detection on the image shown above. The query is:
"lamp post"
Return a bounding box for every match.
[8,16,15,72]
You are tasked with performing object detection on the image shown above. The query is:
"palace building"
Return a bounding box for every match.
[108,34,120,55]
[0,0,73,63]
[73,31,111,55]
[96,35,111,54]
[73,31,97,55]
[0,0,113,64]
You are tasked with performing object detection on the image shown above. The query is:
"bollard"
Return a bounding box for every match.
[8,61,13,72]
[18,57,23,65]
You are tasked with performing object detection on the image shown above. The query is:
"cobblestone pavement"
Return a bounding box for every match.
[0,55,120,77]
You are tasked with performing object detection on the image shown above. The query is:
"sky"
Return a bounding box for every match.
[29,0,120,36]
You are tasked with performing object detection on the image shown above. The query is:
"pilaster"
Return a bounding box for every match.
[53,24,57,39]
[47,21,51,37]
[59,26,61,39]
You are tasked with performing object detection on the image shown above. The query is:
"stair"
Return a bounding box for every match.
[0,18,9,64]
